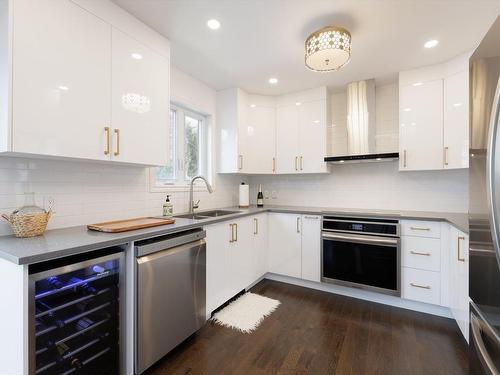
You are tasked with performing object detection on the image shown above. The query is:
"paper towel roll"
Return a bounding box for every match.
[239,183,249,208]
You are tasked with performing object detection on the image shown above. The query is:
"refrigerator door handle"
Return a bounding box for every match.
[486,76,500,270]
[471,311,500,375]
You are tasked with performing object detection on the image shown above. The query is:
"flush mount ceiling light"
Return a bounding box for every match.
[268,77,278,84]
[305,26,351,72]
[424,39,439,48]
[207,19,221,30]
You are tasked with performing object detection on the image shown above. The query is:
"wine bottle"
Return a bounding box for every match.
[257,184,264,207]
[69,277,97,295]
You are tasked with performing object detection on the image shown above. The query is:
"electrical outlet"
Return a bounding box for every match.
[271,190,277,199]
[264,190,270,199]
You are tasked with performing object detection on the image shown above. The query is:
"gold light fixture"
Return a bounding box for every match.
[305,26,351,72]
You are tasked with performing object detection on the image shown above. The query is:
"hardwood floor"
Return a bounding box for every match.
[145,279,468,375]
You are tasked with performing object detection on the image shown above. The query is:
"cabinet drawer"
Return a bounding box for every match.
[402,267,441,305]
[401,220,441,238]
[401,236,441,271]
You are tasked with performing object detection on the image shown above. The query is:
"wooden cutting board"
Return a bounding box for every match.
[87,217,176,233]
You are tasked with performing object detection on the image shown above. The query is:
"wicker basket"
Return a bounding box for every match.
[2,210,52,238]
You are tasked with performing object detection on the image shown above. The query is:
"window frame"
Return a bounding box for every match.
[150,103,211,192]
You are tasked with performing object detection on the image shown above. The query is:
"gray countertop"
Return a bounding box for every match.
[0,205,468,265]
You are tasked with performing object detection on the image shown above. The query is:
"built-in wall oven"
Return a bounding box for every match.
[322,216,400,296]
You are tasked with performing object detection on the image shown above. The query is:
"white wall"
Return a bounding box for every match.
[249,162,468,213]
[0,66,240,236]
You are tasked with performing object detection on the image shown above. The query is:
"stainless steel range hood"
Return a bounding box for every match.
[325,79,399,164]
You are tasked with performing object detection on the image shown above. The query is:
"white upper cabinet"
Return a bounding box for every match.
[10,0,111,161]
[245,96,276,174]
[217,89,276,174]
[399,79,444,171]
[1,0,171,166]
[276,87,329,174]
[399,53,470,171]
[298,100,328,173]
[444,70,469,169]
[111,28,170,165]
[276,105,300,174]
[217,86,328,174]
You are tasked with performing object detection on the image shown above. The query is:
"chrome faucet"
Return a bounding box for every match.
[189,175,214,214]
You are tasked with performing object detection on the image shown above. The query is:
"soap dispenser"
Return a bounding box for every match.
[163,195,173,217]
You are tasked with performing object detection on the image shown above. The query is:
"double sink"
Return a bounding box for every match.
[174,209,241,221]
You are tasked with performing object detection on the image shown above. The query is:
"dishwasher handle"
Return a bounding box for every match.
[135,229,206,257]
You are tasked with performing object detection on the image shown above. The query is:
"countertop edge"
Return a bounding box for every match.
[0,206,468,265]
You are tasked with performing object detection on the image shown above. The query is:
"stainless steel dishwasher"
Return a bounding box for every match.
[135,229,206,374]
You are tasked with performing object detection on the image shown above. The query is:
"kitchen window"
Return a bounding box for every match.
[152,104,210,190]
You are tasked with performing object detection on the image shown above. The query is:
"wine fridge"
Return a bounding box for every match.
[28,248,125,375]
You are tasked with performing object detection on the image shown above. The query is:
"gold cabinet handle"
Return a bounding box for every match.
[444,146,449,166]
[457,236,465,262]
[403,149,407,168]
[114,128,120,156]
[234,223,238,242]
[104,127,110,155]
[296,217,301,233]
[272,157,276,173]
[238,155,243,170]
[254,218,258,235]
[410,251,431,256]
[410,282,431,289]
[229,224,234,243]
[295,156,298,171]
[300,156,303,170]
[410,226,431,231]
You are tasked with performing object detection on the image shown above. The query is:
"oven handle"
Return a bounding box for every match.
[322,232,399,246]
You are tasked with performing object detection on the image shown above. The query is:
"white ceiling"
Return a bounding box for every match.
[113,0,500,95]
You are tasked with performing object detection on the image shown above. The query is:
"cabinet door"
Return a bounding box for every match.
[230,217,255,293]
[205,223,232,317]
[245,105,276,173]
[301,215,321,282]
[111,28,170,165]
[276,105,299,174]
[268,213,302,278]
[449,228,469,341]
[12,0,111,160]
[253,214,269,280]
[298,101,328,173]
[399,79,443,171]
[444,70,469,169]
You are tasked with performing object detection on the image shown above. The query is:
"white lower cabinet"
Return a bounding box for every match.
[268,213,321,280]
[301,215,321,282]
[268,213,303,278]
[205,222,233,316]
[402,267,441,305]
[206,213,267,316]
[449,227,469,342]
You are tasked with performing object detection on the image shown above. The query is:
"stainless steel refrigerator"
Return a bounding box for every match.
[469,15,500,375]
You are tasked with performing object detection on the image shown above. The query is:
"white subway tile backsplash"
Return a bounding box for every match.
[0,157,240,236]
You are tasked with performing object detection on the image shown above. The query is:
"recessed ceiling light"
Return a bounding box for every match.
[58,85,69,91]
[207,19,221,30]
[295,102,302,106]
[403,108,411,112]
[453,102,463,107]
[250,104,256,108]
[413,82,423,87]
[313,120,320,124]
[268,77,278,84]
[131,53,143,60]
[424,39,439,48]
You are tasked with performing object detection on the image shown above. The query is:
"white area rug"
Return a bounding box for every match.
[211,292,281,333]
